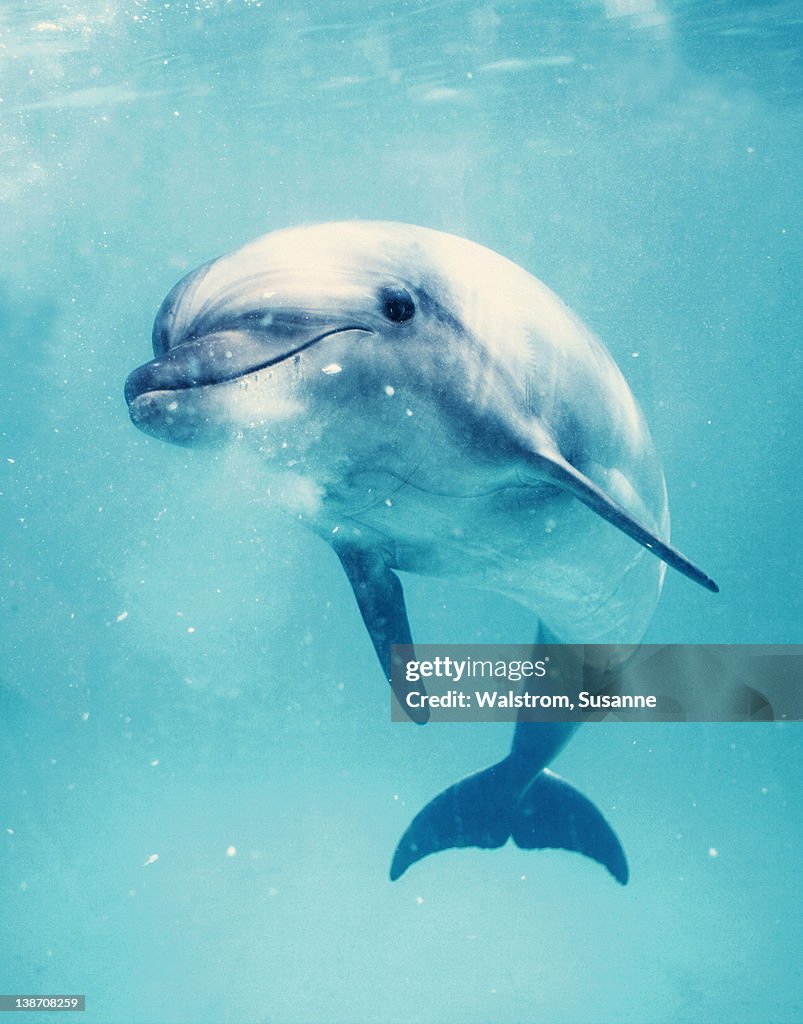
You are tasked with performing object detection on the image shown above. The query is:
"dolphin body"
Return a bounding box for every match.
[125,222,717,884]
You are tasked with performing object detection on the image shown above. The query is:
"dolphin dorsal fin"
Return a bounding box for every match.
[538,452,719,594]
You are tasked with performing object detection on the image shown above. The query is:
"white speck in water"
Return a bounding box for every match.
[545,518,557,533]
[708,847,718,858]
[143,853,159,867]
[81,711,90,721]
[405,408,413,417]
[150,759,159,767]
[420,86,459,102]
[225,350,233,358]
[384,385,395,396]
[187,626,195,634]
[630,351,640,358]
[226,846,237,857]
[6,457,15,464]
[322,363,342,375]
[115,610,128,622]
[415,895,424,905]
[6,827,14,835]
[384,498,393,507]
[166,400,178,411]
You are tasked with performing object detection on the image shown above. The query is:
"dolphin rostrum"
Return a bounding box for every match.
[125,222,717,883]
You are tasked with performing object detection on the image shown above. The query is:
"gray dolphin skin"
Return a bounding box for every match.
[125,221,717,884]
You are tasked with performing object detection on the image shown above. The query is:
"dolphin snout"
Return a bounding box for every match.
[124,331,263,405]
[125,324,372,407]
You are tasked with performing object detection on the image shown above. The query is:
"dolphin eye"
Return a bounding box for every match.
[379,287,415,324]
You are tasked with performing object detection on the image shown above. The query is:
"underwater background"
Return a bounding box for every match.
[1,1,801,1022]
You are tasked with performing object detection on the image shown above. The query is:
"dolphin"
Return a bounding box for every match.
[125,221,717,884]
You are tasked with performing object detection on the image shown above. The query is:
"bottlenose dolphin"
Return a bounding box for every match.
[125,222,717,883]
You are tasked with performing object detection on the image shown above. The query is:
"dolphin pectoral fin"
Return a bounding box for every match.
[334,544,429,724]
[512,769,629,884]
[536,452,719,594]
[390,760,517,880]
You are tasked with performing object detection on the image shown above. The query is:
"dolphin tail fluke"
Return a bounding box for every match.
[390,761,515,880]
[512,768,629,884]
[391,764,629,884]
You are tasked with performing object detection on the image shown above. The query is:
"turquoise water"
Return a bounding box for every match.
[1,2,801,1022]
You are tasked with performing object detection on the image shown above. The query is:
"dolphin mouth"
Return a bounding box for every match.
[124,325,372,406]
